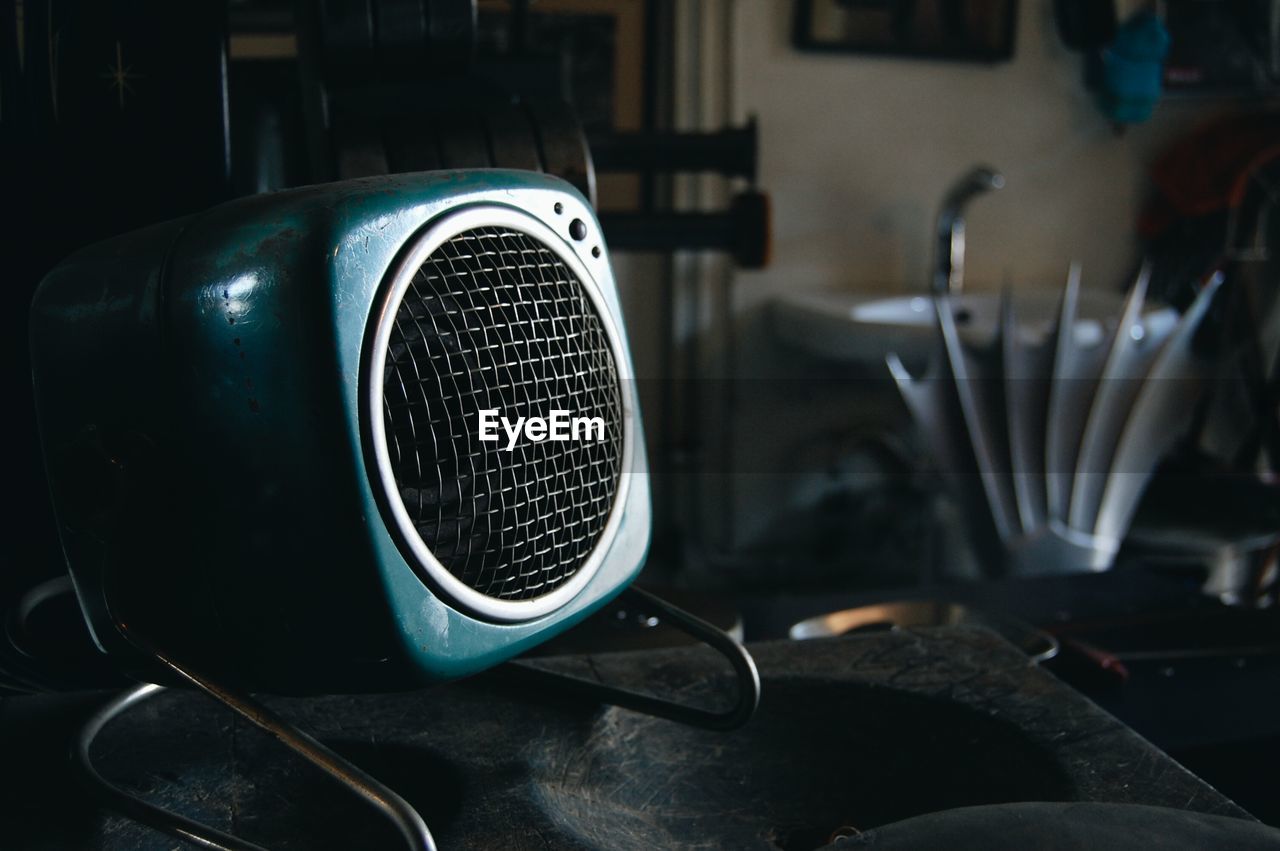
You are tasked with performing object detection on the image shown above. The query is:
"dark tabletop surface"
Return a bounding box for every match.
[0,626,1255,849]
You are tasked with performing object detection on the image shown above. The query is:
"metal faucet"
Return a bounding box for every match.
[933,165,1005,296]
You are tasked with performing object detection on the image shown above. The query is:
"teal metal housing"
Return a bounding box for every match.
[30,171,650,693]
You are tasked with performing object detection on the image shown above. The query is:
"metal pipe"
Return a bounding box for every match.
[588,120,757,179]
[934,165,1004,296]
[599,190,771,269]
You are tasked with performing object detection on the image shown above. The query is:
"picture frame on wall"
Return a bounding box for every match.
[793,0,1017,63]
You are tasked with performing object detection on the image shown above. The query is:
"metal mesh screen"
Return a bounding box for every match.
[380,226,624,602]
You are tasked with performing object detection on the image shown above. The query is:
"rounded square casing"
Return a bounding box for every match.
[30,171,650,693]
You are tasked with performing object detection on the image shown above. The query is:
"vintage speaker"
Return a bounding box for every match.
[29,170,650,694]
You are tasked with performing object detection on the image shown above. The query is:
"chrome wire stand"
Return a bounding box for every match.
[73,635,437,851]
[505,586,762,731]
[72,587,759,849]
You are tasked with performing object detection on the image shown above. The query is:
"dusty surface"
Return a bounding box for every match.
[0,627,1249,849]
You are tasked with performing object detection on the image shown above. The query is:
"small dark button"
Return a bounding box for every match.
[569,219,587,241]
[554,202,564,215]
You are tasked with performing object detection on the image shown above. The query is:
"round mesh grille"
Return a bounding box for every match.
[380,225,624,603]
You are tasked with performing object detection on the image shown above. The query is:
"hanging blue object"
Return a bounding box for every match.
[1098,11,1171,124]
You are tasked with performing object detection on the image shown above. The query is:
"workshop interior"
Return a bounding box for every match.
[3,0,1280,848]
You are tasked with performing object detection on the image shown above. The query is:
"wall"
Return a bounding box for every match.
[731,2,1216,303]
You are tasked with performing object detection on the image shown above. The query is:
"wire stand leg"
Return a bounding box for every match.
[506,586,762,731]
[73,642,437,851]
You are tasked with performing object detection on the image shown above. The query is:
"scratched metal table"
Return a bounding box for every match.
[0,627,1257,849]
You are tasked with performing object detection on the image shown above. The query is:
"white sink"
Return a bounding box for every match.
[771,290,1179,366]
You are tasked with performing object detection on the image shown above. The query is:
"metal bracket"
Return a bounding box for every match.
[505,586,762,731]
[73,628,437,851]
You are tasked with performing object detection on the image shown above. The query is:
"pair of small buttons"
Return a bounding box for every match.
[554,203,601,258]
